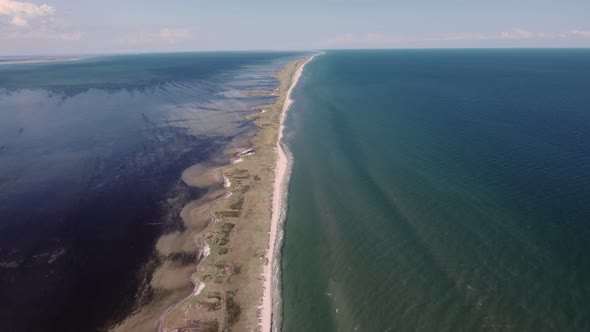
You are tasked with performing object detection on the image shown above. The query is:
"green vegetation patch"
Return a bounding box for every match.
[239,185,251,194]
[221,222,236,235]
[216,211,240,218]
[229,197,244,210]
[225,291,242,329]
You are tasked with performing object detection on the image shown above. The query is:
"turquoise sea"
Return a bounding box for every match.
[281,50,590,331]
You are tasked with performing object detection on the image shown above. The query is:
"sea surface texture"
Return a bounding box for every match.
[0,52,298,331]
[282,50,590,332]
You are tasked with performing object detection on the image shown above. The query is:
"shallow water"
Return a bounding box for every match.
[0,52,302,331]
[282,49,590,332]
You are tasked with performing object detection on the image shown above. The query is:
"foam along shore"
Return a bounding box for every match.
[260,55,316,332]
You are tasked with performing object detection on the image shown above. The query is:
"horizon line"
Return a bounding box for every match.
[2,46,590,58]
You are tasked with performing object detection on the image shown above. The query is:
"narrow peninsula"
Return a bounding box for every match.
[157,55,314,332]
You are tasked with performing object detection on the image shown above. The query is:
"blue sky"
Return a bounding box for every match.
[1,0,590,55]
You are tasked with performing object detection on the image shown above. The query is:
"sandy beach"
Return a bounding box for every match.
[259,55,316,332]
[147,55,316,332]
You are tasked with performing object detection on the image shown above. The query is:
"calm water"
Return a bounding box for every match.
[0,52,301,331]
[282,50,590,331]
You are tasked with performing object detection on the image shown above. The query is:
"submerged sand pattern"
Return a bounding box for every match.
[150,56,314,332]
[110,56,313,332]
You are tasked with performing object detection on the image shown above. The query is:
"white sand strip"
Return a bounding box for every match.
[259,55,316,332]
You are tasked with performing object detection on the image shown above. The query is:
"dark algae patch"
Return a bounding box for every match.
[225,291,242,329]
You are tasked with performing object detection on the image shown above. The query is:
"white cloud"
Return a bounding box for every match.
[536,32,559,39]
[118,27,194,45]
[0,0,54,16]
[365,33,405,45]
[499,28,535,40]
[0,0,54,28]
[443,28,590,43]
[1,9,82,42]
[1,28,82,40]
[10,14,26,26]
[327,28,590,49]
[327,33,405,47]
[58,31,81,40]
[440,33,487,41]
[158,28,192,41]
[327,33,356,45]
[568,29,590,38]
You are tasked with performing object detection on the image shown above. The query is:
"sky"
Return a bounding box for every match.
[1,0,590,55]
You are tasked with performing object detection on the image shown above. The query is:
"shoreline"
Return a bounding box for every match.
[149,56,314,331]
[112,163,231,332]
[261,55,316,332]
[155,167,227,332]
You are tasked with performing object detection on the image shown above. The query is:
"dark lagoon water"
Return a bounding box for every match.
[0,52,300,331]
[281,50,590,331]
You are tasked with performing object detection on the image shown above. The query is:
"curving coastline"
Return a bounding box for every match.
[112,163,232,332]
[262,55,317,332]
[1,51,317,332]
[155,166,228,332]
[145,55,315,332]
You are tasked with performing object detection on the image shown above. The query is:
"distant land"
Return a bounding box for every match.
[0,56,84,65]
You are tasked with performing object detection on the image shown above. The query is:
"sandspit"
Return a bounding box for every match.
[154,54,316,332]
[259,55,316,332]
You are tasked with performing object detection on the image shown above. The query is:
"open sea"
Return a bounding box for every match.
[281,50,590,332]
[0,51,300,331]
